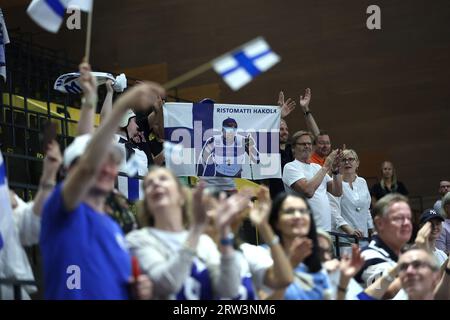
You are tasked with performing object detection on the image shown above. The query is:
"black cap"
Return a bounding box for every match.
[199,98,215,104]
[420,208,444,225]
[222,117,237,128]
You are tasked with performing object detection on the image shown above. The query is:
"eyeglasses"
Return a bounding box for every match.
[295,142,312,147]
[282,207,310,215]
[398,260,438,273]
[390,215,412,225]
[341,158,356,163]
[317,141,331,146]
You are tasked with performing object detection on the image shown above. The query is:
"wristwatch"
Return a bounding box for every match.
[220,232,235,246]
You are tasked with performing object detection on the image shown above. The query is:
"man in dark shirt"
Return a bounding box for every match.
[268,118,294,199]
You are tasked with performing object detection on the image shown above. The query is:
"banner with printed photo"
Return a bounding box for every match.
[163,102,281,180]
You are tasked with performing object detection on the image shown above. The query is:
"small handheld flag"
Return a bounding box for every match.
[0,9,10,81]
[26,0,92,33]
[163,37,281,92]
[212,37,280,91]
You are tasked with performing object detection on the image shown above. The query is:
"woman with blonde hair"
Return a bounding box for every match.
[370,161,408,205]
[126,167,243,300]
[331,149,374,241]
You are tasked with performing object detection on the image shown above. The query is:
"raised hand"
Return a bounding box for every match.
[79,62,98,106]
[42,140,62,182]
[339,244,364,280]
[105,79,114,94]
[118,82,165,112]
[299,88,312,112]
[215,191,252,233]
[415,221,432,250]
[324,149,338,171]
[249,186,271,227]
[277,91,296,118]
[289,237,313,267]
[192,181,208,228]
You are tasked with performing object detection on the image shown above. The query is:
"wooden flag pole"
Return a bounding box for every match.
[83,7,93,63]
[163,61,213,90]
[162,37,263,90]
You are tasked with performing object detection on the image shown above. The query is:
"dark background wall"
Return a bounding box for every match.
[3,0,450,208]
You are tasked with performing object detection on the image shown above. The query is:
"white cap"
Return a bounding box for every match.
[119,109,136,128]
[63,134,125,169]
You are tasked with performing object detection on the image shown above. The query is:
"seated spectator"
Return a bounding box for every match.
[267,193,333,299]
[355,193,412,299]
[40,64,161,299]
[436,192,450,255]
[371,161,408,205]
[330,149,374,243]
[415,209,448,267]
[433,180,450,213]
[126,167,242,300]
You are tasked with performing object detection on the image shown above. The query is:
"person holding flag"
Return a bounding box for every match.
[39,59,164,299]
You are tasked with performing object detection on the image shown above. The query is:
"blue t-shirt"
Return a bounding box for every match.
[284,264,332,300]
[40,183,131,299]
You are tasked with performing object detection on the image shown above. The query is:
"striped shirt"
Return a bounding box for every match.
[354,235,398,288]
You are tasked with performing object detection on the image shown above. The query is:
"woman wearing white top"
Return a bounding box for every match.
[126,167,242,300]
[331,149,374,240]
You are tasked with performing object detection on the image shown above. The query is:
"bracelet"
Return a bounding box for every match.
[268,235,280,247]
[337,285,347,293]
[40,181,56,190]
[81,96,98,108]
[220,232,235,246]
[303,111,311,116]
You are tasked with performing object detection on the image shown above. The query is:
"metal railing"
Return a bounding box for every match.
[329,231,371,259]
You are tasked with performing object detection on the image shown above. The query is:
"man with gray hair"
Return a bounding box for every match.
[354,193,413,298]
[397,246,442,300]
[282,130,342,231]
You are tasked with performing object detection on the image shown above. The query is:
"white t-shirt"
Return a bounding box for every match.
[433,247,448,266]
[283,160,332,231]
[240,243,273,292]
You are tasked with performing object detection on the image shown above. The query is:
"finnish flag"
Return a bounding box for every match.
[213,37,280,91]
[0,8,9,81]
[27,0,92,33]
[117,175,144,202]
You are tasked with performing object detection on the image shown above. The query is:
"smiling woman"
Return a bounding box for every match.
[126,167,243,300]
[265,193,333,300]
